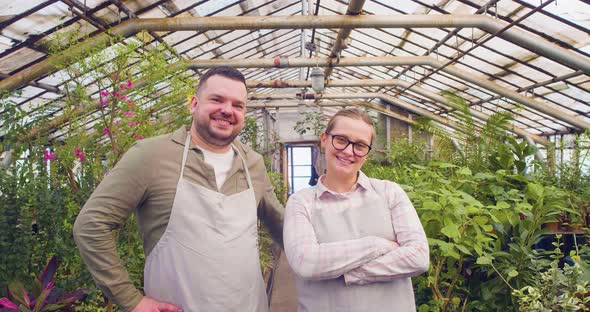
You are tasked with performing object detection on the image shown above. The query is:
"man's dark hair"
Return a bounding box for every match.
[196,66,246,95]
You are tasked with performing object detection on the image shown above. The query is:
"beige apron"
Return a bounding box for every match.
[295,180,415,312]
[144,135,268,312]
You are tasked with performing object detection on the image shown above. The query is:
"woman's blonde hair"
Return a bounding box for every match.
[325,108,376,143]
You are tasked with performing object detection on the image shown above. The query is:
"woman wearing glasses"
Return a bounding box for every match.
[283,108,429,312]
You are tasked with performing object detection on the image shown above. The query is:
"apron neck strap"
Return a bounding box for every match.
[180,133,192,179]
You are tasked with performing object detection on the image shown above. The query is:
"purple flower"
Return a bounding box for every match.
[73,147,85,162]
[43,150,56,162]
[103,127,110,135]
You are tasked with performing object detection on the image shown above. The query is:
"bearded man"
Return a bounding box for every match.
[74,66,284,312]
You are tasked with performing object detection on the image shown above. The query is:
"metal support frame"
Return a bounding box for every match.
[323,0,366,80]
[247,100,418,127]
[250,92,479,140]
[300,0,308,81]
[392,0,555,101]
[246,78,549,145]
[15,72,553,145]
[250,92,546,163]
[2,14,589,92]
[181,56,587,130]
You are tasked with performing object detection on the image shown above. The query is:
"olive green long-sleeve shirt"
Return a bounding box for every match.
[73,126,284,312]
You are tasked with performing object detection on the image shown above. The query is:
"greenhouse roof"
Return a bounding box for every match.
[0,0,589,145]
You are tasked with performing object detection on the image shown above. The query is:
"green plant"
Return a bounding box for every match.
[387,137,430,167]
[239,116,261,152]
[554,133,590,226]
[294,110,326,136]
[362,145,580,311]
[489,137,539,175]
[0,28,197,309]
[512,239,590,311]
[0,256,88,312]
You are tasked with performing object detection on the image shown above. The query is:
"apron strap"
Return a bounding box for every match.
[367,178,397,238]
[179,133,192,181]
[233,144,254,190]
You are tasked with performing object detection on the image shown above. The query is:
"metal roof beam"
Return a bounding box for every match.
[246,78,548,145]
[249,92,484,139]
[323,0,365,80]
[181,56,589,130]
[2,14,589,91]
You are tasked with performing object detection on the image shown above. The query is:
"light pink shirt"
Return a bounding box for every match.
[283,171,429,285]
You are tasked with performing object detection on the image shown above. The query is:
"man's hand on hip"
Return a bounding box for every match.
[132,297,183,312]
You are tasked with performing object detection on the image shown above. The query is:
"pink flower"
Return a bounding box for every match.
[100,97,108,106]
[119,83,126,90]
[73,147,85,162]
[123,111,133,117]
[120,95,128,101]
[128,120,139,127]
[133,134,144,140]
[103,127,110,135]
[43,150,56,162]
[126,79,133,88]
[100,90,108,97]
[115,92,122,98]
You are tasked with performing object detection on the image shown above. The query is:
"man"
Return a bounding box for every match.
[74,66,284,312]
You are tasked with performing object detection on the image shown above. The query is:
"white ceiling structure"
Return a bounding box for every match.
[0,0,589,147]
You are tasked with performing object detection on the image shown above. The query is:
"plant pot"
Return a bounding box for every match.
[567,222,587,234]
[542,221,560,232]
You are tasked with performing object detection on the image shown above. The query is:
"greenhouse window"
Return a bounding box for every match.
[287,145,313,195]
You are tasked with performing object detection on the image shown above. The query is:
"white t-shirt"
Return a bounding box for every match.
[200,147,236,190]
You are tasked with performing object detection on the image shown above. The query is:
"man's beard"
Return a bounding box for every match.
[195,115,241,147]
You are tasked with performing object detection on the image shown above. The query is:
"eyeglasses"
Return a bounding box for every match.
[328,133,372,157]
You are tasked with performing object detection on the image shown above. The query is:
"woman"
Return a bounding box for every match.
[283,108,429,312]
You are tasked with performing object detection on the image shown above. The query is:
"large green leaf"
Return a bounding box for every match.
[525,183,544,202]
[8,280,29,308]
[441,224,460,239]
[421,200,441,211]
[454,244,472,256]
[438,241,461,259]
[457,167,472,176]
[473,215,489,225]
[476,256,493,265]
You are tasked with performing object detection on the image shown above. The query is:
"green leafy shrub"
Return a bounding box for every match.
[512,239,590,311]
